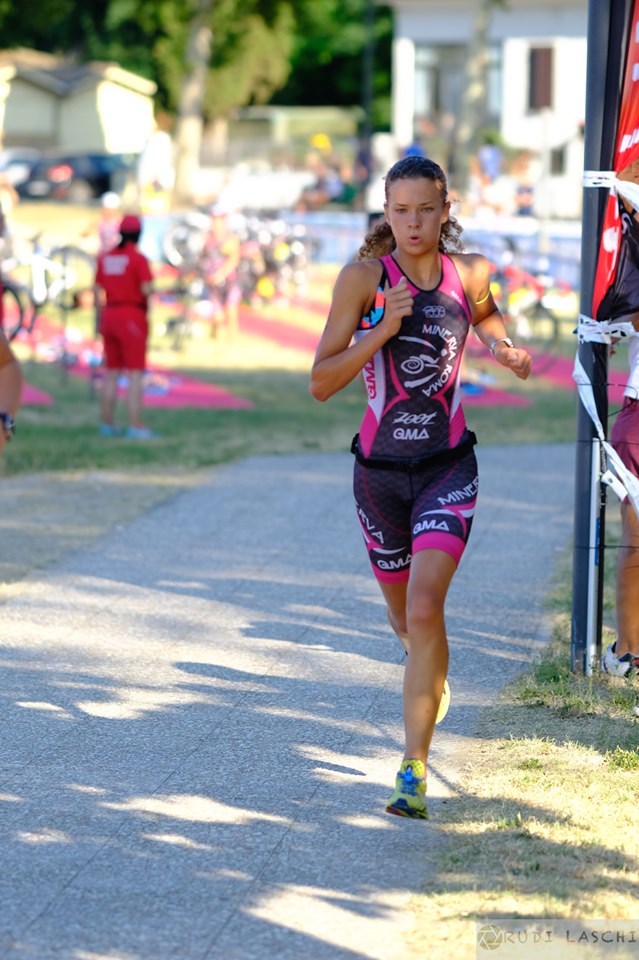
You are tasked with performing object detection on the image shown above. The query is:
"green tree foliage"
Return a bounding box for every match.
[0,0,391,124]
[271,0,393,128]
[206,7,295,112]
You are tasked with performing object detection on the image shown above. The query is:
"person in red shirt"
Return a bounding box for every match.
[95,214,155,439]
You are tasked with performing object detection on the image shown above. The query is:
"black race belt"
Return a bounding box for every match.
[351,430,477,472]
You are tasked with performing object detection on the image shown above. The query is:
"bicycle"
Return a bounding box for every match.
[1,233,96,341]
[156,265,227,350]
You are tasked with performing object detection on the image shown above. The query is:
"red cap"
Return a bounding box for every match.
[120,214,142,234]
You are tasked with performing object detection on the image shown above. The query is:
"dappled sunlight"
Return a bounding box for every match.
[253,703,389,738]
[73,951,140,960]
[0,442,581,957]
[247,882,403,954]
[296,745,368,780]
[102,793,291,827]
[16,700,74,718]
[16,828,73,845]
[75,686,223,720]
[452,627,550,650]
[67,784,108,795]
[140,832,220,853]
[285,602,347,618]
[335,813,390,829]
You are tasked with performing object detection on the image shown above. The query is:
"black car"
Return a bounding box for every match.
[17,151,138,202]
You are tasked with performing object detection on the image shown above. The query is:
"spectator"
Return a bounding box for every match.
[478,131,503,181]
[296,160,347,211]
[601,156,639,680]
[81,192,122,257]
[96,192,123,254]
[403,138,425,159]
[203,204,242,338]
[95,214,156,440]
[512,152,537,218]
[355,138,373,188]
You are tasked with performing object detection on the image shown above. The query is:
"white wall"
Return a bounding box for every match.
[2,77,57,147]
[389,0,588,217]
[393,0,586,43]
[96,82,155,153]
[501,36,586,218]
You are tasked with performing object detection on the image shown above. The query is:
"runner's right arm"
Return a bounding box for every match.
[310,260,413,402]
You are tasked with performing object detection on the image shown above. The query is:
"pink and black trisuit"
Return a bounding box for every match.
[352,253,479,583]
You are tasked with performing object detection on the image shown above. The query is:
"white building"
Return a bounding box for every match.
[385,0,588,218]
[0,48,157,155]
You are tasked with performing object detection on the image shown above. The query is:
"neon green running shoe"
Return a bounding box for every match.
[385,758,428,819]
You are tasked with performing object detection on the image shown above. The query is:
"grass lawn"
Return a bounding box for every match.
[5,277,584,476]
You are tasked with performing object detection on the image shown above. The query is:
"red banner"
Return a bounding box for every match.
[593,0,639,318]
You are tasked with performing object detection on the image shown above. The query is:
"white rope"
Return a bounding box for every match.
[573,353,639,517]
[582,170,639,211]
[577,314,639,343]
[583,170,616,187]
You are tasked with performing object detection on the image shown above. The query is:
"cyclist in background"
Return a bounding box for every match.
[95,214,155,440]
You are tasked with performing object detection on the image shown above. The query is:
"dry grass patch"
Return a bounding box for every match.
[407,566,639,958]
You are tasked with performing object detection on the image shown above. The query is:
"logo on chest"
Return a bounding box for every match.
[398,321,460,396]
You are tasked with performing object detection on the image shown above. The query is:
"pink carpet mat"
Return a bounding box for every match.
[22,383,55,406]
[90,367,254,410]
[15,315,253,410]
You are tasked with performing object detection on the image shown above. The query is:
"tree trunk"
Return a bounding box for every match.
[173,0,214,208]
[451,0,493,201]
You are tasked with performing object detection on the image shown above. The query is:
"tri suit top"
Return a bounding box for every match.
[353,252,473,461]
[351,252,479,582]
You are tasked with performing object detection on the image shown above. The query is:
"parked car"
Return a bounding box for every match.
[0,148,42,187]
[17,152,138,202]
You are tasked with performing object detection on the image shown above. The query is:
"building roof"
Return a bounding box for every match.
[0,48,157,97]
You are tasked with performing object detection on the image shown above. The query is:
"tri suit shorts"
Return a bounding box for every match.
[353,436,479,584]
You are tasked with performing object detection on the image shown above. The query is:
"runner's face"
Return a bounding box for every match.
[384,177,449,254]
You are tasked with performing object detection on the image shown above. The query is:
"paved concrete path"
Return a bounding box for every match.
[0,444,575,960]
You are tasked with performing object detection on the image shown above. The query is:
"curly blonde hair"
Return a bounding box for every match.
[357,156,463,260]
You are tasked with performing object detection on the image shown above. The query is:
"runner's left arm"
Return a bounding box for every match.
[456,252,532,381]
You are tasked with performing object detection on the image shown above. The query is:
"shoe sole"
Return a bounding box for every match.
[436,679,451,724]
[385,800,429,820]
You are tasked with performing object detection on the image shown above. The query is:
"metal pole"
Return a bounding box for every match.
[571,0,630,674]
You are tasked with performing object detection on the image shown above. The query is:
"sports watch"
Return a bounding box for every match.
[0,413,16,441]
[490,337,514,356]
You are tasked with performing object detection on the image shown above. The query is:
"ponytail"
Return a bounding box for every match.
[358,220,395,260]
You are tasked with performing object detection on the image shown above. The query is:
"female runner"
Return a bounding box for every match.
[310,156,532,819]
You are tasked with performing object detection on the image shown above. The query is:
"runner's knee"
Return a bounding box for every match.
[406,591,444,636]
